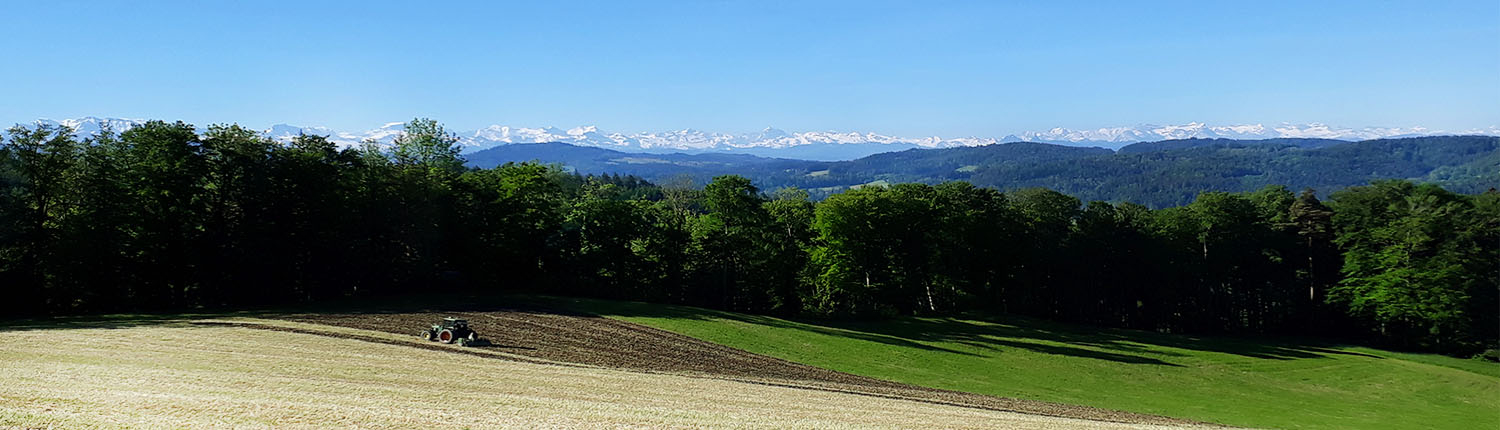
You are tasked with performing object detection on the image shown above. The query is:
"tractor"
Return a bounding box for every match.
[422,317,480,346]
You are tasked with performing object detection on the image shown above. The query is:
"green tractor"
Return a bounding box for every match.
[422,317,480,346]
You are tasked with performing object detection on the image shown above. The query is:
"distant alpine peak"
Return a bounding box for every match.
[18,117,1500,156]
[296,121,1497,153]
[1010,122,1472,146]
[32,116,146,135]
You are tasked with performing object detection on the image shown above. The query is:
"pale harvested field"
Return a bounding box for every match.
[0,320,1212,429]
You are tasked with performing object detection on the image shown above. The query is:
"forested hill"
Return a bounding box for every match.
[951,135,1499,207]
[1115,137,1350,153]
[467,136,1499,207]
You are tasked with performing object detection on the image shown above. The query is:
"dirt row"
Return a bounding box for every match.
[271,308,1210,427]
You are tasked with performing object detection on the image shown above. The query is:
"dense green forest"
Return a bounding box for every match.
[468,135,1500,207]
[2,119,1496,354]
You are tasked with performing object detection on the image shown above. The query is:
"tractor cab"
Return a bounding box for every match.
[441,318,468,330]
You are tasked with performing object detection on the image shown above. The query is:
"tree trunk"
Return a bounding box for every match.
[925,281,937,313]
[1307,237,1316,302]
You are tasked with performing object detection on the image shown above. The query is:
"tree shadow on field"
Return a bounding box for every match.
[270,293,601,318]
[597,302,985,357]
[0,292,553,333]
[883,315,1373,362]
[539,297,1178,365]
[0,312,252,333]
[546,295,1389,366]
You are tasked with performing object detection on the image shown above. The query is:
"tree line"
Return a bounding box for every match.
[2,119,1495,354]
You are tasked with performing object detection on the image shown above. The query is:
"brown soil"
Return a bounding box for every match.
[265,308,1214,427]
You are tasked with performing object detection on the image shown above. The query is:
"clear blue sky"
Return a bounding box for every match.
[3,1,1496,136]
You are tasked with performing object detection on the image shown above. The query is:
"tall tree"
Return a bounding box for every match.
[1006,188,1080,317]
[1329,180,1485,350]
[558,181,654,298]
[1187,191,1290,332]
[57,126,135,311]
[455,162,566,288]
[1464,189,1500,349]
[198,124,278,305]
[807,187,890,316]
[762,187,815,315]
[383,118,466,291]
[692,175,772,311]
[119,121,205,309]
[390,118,464,174]
[1289,189,1336,302]
[0,130,19,313]
[807,185,936,316]
[1285,188,1346,334]
[928,182,1012,313]
[267,133,356,300]
[0,123,81,313]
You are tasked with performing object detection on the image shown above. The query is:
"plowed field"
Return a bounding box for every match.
[273,308,1205,427]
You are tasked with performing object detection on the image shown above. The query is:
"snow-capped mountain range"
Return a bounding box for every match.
[26,117,1500,161]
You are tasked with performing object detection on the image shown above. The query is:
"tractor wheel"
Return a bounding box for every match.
[439,329,455,344]
[422,331,434,341]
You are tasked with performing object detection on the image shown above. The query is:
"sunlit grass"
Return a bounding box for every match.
[556,297,1500,430]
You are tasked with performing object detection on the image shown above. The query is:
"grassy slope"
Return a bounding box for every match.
[0,318,1177,430]
[553,297,1500,430]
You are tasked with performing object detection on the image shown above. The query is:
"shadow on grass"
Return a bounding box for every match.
[2,292,1386,367]
[544,295,1390,366]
